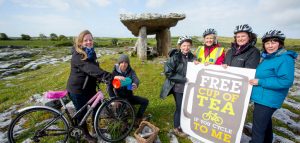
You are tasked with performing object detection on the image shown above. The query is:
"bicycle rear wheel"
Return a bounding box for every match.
[94,98,135,142]
[8,106,69,143]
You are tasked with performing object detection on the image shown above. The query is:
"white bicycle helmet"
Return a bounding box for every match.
[262,30,285,42]
[234,24,253,34]
[177,35,192,45]
[203,28,217,37]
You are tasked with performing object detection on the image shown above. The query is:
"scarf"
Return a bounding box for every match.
[84,47,95,61]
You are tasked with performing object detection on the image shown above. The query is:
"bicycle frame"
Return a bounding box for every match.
[60,90,105,127]
[9,82,135,143]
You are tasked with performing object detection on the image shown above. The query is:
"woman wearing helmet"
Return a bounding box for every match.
[160,36,196,137]
[223,24,260,68]
[194,28,225,65]
[249,30,298,143]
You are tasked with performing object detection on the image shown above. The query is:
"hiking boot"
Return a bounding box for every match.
[83,134,97,143]
[82,124,97,143]
[173,128,188,138]
[134,118,142,128]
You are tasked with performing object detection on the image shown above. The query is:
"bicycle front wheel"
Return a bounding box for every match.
[94,98,135,142]
[8,106,69,143]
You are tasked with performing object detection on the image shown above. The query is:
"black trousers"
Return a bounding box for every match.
[252,103,277,143]
[126,95,149,118]
[69,92,100,123]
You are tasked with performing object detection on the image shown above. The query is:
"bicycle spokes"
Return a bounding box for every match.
[8,108,69,143]
[95,99,135,142]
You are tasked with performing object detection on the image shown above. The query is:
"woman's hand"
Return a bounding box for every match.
[114,76,125,80]
[193,60,200,65]
[222,64,228,69]
[204,62,210,66]
[132,83,137,90]
[249,79,258,85]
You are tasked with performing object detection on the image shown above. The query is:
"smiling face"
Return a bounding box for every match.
[119,62,128,72]
[235,32,250,47]
[82,34,93,48]
[264,40,280,54]
[180,41,192,55]
[204,34,215,46]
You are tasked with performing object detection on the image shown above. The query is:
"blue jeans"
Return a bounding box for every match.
[173,92,183,128]
[252,103,277,143]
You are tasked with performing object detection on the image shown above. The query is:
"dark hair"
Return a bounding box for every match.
[234,32,257,45]
[262,38,284,50]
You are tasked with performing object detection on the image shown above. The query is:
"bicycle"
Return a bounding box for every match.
[202,111,223,125]
[7,83,135,143]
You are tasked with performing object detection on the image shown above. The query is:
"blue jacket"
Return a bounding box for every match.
[251,48,298,108]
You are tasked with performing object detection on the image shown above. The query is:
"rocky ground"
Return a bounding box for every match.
[0,46,299,143]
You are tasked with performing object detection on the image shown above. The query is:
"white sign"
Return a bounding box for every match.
[181,63,256,143]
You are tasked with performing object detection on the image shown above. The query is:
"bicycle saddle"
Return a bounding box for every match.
[45,90,68,99]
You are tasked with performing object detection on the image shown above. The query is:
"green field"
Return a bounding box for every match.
[1,36,300,50]
[1,38,300,142]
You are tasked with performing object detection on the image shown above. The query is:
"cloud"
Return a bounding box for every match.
[11,0,70,11]
[74,0,92,8]
[171,1,253,37]
[94,0,111,7]
[12,14,84,36]
[118,8,133,15]
[146,0,166,8]
[256,0,300,28]
[257,0,300,12]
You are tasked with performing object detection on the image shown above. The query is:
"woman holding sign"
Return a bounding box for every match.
[160,36,196,137]
[249,30,298,143]
[223,24,260,69]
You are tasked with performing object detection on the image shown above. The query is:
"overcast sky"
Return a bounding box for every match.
[0,0,300,38]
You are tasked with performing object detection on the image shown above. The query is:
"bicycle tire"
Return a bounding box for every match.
[94,98,135,142]
[7,106,69,143]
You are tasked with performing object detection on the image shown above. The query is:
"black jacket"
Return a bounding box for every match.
[224,42,260,69]
[108,64,139,98]
[160,49,195,99]
[67,48,112,94]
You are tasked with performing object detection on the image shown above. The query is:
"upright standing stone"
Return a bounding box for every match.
[160,28,171,56]
[120,13,185,59]
[138,26,147,60]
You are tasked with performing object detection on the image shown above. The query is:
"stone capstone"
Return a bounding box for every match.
[120,13,185,36]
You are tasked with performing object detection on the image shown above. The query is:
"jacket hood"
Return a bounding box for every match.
[114,64,132,74]
[262,48,298,59]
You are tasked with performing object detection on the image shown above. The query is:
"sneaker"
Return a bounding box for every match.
[173,128,188,138]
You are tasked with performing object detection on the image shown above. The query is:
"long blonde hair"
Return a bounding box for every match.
[74,30,93,60]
